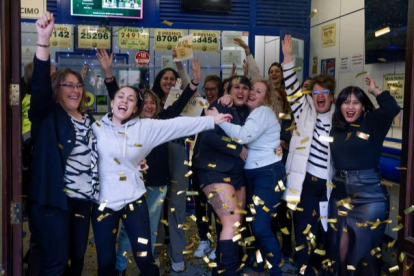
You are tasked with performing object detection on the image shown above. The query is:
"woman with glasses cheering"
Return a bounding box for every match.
[281,35,336,275]
[28,12,98,275]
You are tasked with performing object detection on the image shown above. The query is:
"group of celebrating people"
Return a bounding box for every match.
[25,12,400,276]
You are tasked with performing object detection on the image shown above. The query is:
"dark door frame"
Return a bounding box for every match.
[399,0,414,274]
[1,0,22,275]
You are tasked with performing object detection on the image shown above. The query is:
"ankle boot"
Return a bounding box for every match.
[212,240,240,276]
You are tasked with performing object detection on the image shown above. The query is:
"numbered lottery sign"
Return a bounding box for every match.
[50,24,72,48]
[190,30,220,52]
[154,29,185,51]
[135,51,150,66]
[77,25,111,50]
[118,27,149,50]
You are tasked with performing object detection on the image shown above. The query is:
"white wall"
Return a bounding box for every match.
[310,0,403,240]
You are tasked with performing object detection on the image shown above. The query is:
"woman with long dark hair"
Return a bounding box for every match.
[327,77,400,275]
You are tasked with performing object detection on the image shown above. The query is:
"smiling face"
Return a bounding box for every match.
[268,65,282,86]
[58,73,84,115]
[204,80,219,103]
[160,70,177,97]
[247,82,267,110]
[110,87,138,125]
[140,94,157,119]
[340,93,364,123]
[229,82,249,107]
[312,83,333,114]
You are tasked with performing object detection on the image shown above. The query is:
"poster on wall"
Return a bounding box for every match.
[222,31,248,47]
[383,74,404,103]
[154,29,185,51]
[76,25,112,50]
[50,24,72,48]
[190,30,220,52]
[118,27,149,50]
[339,56,350,72]
[161,56,177,70]
[350,54,364,72]
[221,50,242,66]
[321,58,335,78]
[321,23,336,48]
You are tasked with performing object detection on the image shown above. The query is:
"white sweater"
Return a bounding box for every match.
[219,106,282,169]
[92,114,214,211]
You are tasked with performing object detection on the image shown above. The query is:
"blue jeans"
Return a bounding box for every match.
[91,198,159,276]
[116,185,167,270]
[245,161,285,276]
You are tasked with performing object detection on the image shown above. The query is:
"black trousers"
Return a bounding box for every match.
[28,197,91,276]
[294,173,328,275]
[91,197,159,276]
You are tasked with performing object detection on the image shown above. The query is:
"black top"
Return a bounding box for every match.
[330,91,400,171]
[105,78,196,187]
[193,101,249,172]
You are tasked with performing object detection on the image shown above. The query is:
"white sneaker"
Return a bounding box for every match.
[194,240,212,257]
[208,247,216,260]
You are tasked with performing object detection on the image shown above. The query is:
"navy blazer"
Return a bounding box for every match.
[29,56,94,210]
[193,101,249,172]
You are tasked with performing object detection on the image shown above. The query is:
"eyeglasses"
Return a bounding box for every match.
[312,89,330,95]
[60,83,84,90]
[203,87,217,92]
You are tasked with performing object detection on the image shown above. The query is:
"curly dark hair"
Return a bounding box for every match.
[152,68,179,100]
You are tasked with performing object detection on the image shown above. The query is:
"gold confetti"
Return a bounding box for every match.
[285,124,296,131]
[303,224,312,234]
[277,180,285,191]
[122,251,128,257]
[186,191,199,196]
[296,146,306,150]
[183,250,193,254]
[63,188,74,194]
[377,57,387,62]
[203,255,210,263]
[137,251,147,257]
[262,206,270,212]
[355,71,367,78]
[183,160,192,166]
[95,122,101,127]
[345,132,352,141]
[58,143,64,149]
[232,234,242,242]
[119,176,127,181]
[208,163,217,168]
[114,158,121,165]
[256,250,263,263]
[389,265,399,272]
[133,143,143,147]
[356,131,370,140]
[347,265,356,270]
[98,200,108,211]
[223,177,231,182]
[227,194,236,199]
[190,214,197,222]
[293,66,302,72]
[309,8,317,18]
[170,180,178,184]
[405,262,413,271]
[160,219,169,226]
[96,213,110,222]
[319,135,334,142]
[75,214,85,218]
[162,20,173,26]
[129,203,134,211]
[177,190,186,195]
[221,136,231,142]
[300,264,307,274]
[399,252,406,262]
[137,237,148,244]
[392,223,403,231]
[215,187,223,192]
[236,209,247,214]
[396,167,408,170]
[199,101,208,108]
[202,216,209,222]
[338,210,348,216]
[287,91,303,101]
[327,218,337,223]
[184,170,193,177]
[370,247,381,256]
[370,219,381,230]
[281,227,290,235]
[300,137,309,144]
[208,263,218,268]
[326,182,336,188]
[233,137,242,143]
[295,244,305,251]
[350,124,360,127]
[207,193,214,199]
[314,249,326,255]
[388,239,396,247]
[312,176,318,181]
[227,144,237,149]
[279,113,292,120]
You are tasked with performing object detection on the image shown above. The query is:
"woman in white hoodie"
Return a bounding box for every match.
[90,81,231,275]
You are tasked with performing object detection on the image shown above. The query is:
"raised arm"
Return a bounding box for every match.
[173,49,191,88]
[234,38,261,80]
[96,48,119,99]
[30,12,55,120]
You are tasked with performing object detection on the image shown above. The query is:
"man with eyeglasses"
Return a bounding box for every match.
[281,35,336,275]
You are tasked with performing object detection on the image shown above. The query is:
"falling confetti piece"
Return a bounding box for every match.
[95,122,101,127]
[303,224,312,234]
[345,132,352,141]
[296,146,306,150]
[137,237,148,244]
[208,163,217,168]
[186,191,199,196]
[63,188,74,194]
[377,57,387,62]
[355,71,368,78]
[227,144,237,149]
[232,234,242,242]
[309,8,317,18]
[256,250,263,263]
[347,265,356,270]
[75,214,85,218]
[319,135,334,142]
[293,66,302,72]
[356,131,370,140]
[114,158,121,165]
[392,223,404,231]
[301,137,309,144]
[223,177,231,182]
[222,136,232,142]
[184,170,193,177]
[98,200,108,211]
[314,249,326,255]
[281,227,290,235]
[162,20,173,26]
[137,251,147,257]
[389,265,399,272]
[233,137,242,143]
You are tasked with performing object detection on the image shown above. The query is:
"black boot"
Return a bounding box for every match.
[212,240,240,276]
